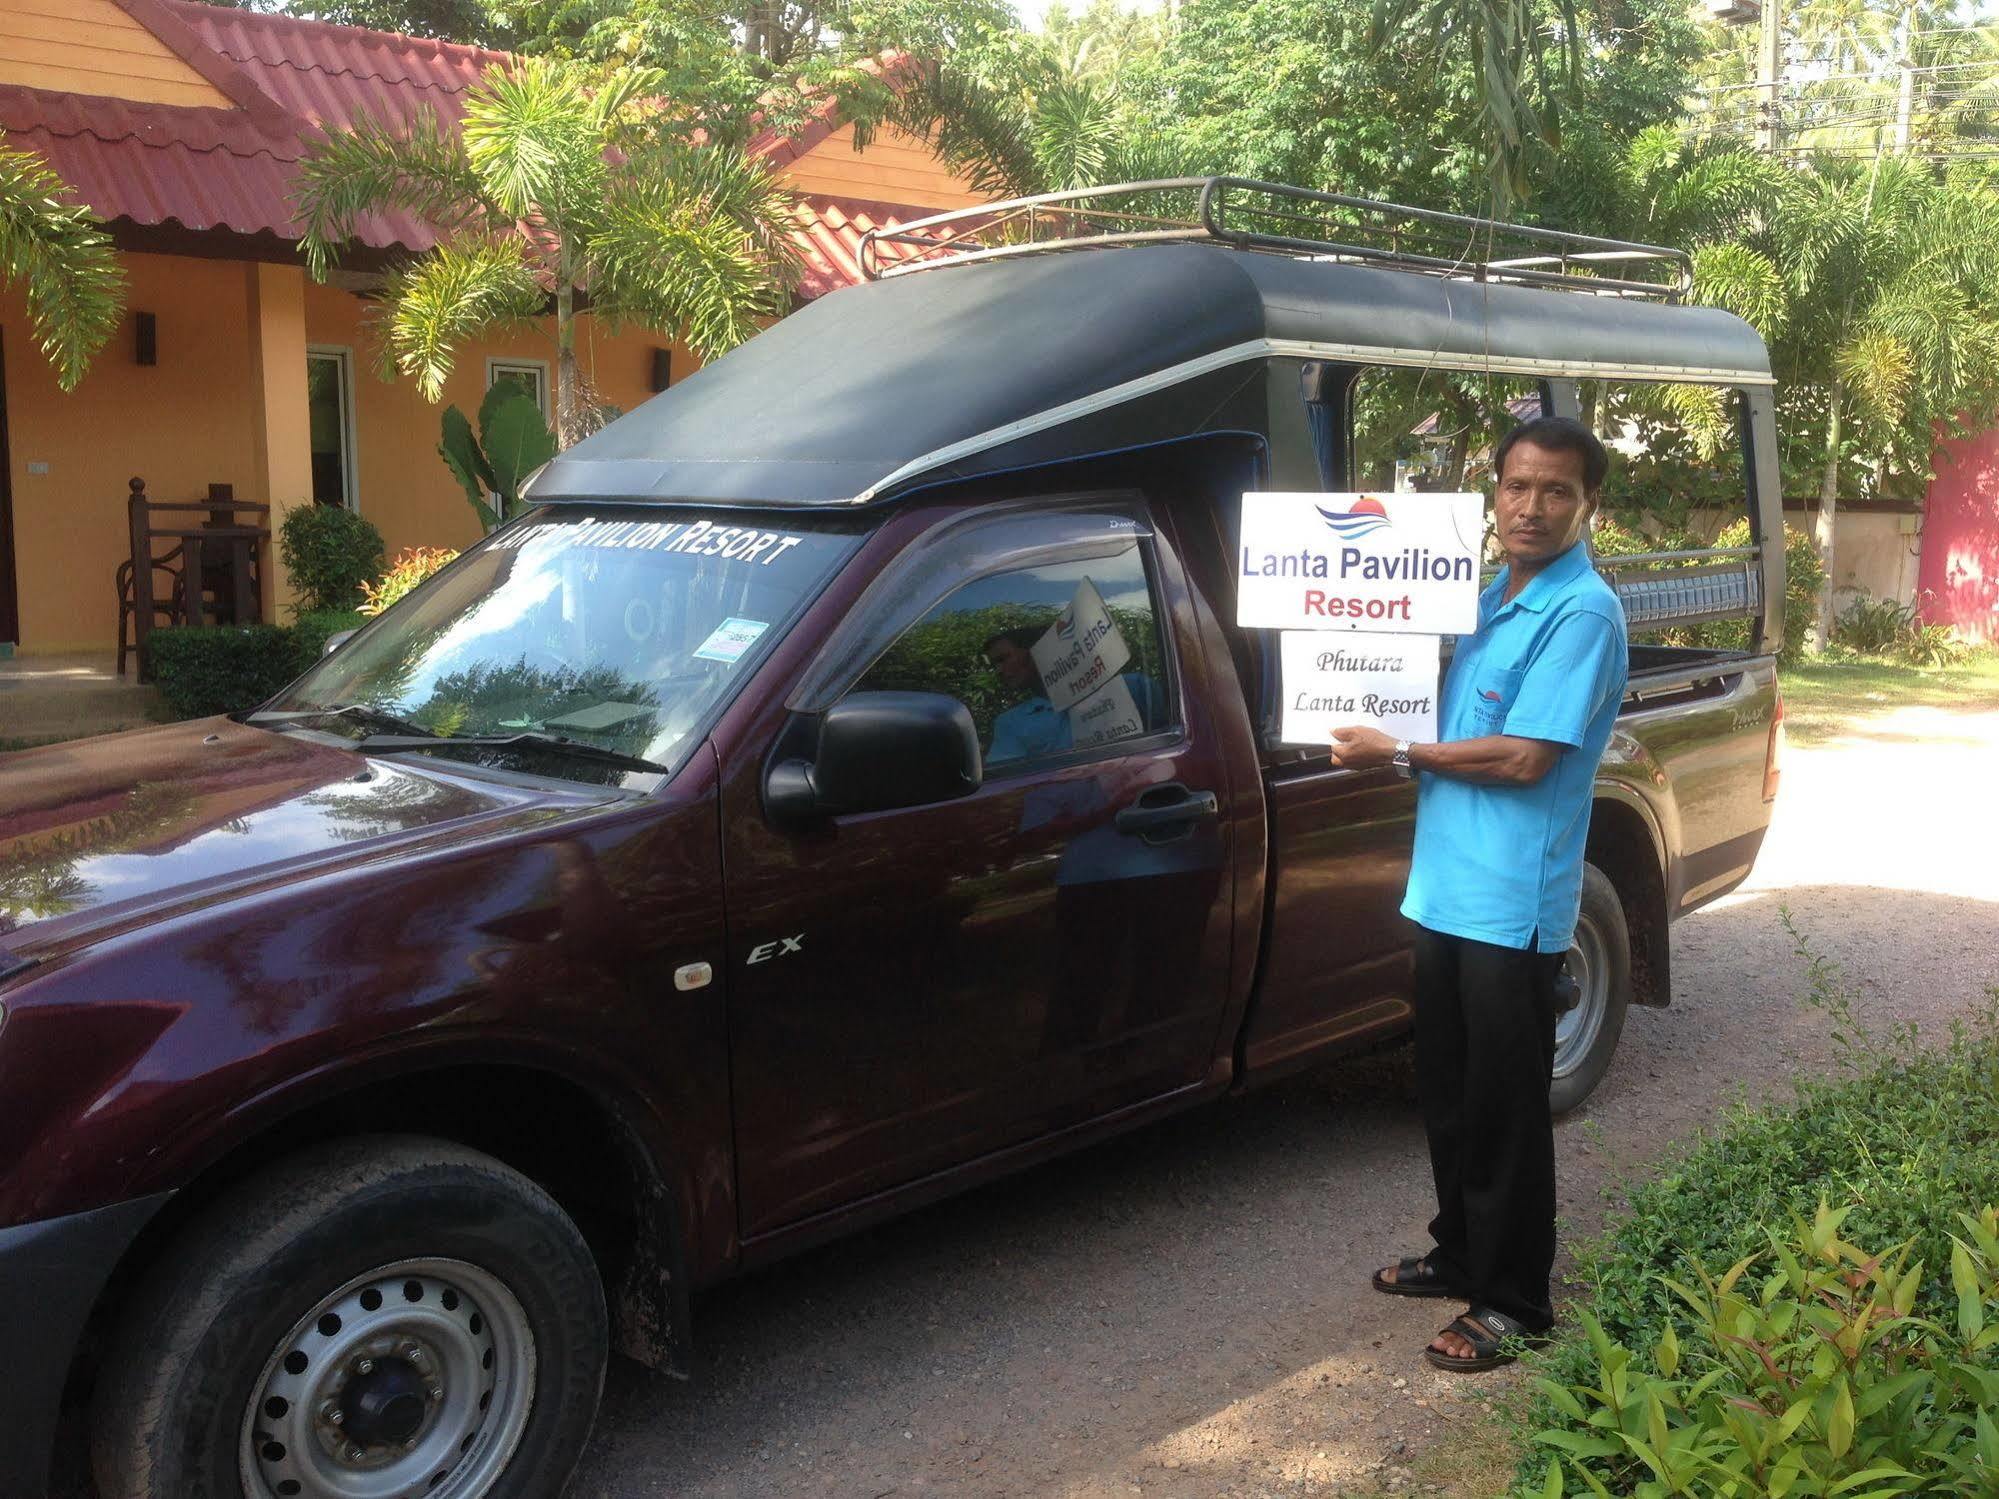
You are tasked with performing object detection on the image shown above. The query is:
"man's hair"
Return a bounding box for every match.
[1492,416,1610,494]
[982,624,1044,656]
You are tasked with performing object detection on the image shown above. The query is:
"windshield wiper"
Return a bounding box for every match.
[352,731,672,776]
[247,703,438,738]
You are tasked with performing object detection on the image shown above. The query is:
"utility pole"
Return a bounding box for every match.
[1756,0,1783,154]
[1894,2,1916,152]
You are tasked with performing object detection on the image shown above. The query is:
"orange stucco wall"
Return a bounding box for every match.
[1,252,683,652]
[299,278,677,563]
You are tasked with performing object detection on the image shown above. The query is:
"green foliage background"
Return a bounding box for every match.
[278,506,387,616]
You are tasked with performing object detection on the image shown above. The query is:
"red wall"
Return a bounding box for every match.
[1921,429,1999,642]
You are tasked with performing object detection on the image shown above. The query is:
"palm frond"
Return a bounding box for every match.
[460,58,607,229]
[376,237,545,401]
[1835,326,1915,431]
[1691,241,1787,336]
[593,168,794,359]
[0,135,125,390]
[293,103,487,278]
[889,64,1042,201]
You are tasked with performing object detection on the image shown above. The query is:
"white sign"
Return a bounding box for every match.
[1237,492,1484,635]
[1278,631,1441,746]
[1031,577,1132,712]
[1068,675,1144,751]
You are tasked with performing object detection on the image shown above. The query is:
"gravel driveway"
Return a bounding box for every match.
[568,698,1999,1499]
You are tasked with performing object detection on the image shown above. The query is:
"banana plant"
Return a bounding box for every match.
[438,382,558,533]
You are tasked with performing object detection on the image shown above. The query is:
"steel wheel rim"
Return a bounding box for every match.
[239,1258,536,1499]
[1552,916,1610,1082]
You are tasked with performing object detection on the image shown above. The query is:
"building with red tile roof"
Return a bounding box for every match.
[0,0,985,653]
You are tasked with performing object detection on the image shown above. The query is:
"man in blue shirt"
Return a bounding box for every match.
[1328,417,1628,1373]
[983,626,1158,766]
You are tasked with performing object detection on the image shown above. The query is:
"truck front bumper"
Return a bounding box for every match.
[0,1193,172,1499]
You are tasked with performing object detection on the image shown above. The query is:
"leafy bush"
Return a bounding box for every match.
[278,504,385,614]
[1514,926,1999,1493]
[1531,1205,1999,1497]
[1901,620,1968,669]
[361,547,458,616]
[440,385,556,533]
[148,610,366,717]
[292,608,368,661]
[1832,590,1914,655]
[148,624,310,718]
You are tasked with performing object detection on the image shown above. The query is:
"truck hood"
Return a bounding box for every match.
[0,717,614,960]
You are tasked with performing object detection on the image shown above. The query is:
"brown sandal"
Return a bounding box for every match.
[1371,1254,1462,1299]
[1422,1306,1549,1372]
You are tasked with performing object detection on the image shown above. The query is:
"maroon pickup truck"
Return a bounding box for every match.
[0,185,1785,1499]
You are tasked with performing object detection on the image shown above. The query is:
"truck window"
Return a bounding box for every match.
[1583,381,1751,541]
[850,536,1174,774]
[1351,370,1548,493]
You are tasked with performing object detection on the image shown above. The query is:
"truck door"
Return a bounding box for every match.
[720,500,1238,1240]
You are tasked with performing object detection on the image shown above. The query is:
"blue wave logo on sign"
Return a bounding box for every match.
[1317,496,1392,540]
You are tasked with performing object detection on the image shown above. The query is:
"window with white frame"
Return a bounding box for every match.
[486,358,551,418]
[306,347,358,510]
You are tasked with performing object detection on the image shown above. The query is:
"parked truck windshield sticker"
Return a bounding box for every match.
[693,618,771,664]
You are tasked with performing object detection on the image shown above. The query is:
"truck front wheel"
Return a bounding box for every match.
[1549,862,1631,1115]
[92,1135,606,1499]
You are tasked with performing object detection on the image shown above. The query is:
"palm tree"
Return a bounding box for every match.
[1566,131,1999,645]
[878,32,1191,202]
[294,57,801,446]
[0,132,126,391]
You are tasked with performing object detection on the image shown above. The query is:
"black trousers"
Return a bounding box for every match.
[1412,924,1562,1331]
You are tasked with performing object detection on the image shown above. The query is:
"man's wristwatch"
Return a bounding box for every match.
[1392,740,1414,779]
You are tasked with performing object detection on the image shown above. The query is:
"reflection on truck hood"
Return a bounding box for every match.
[0,717,609,958]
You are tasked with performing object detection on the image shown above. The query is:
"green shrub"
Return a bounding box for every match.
[278,504,385,615]
[1901,620,1968,669]
[148,624,311,718]
[1514,923,1999,1492]
[1530,1205,1999,1497]
[291,608,368,663]
[1832,590,1914,655]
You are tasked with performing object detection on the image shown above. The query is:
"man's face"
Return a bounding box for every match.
[986,637,1039,693]
[1494,439,1597,567]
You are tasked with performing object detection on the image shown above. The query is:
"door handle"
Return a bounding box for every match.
[1114,783,1219,842]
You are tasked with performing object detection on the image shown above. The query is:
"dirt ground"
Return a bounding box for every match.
[567,699,1999,1499]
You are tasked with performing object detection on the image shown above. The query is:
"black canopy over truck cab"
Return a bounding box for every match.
[0,180,1784,1499]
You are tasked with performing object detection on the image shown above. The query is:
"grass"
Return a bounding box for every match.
[1779,648,1999,744]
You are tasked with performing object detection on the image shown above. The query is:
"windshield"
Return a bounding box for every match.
[267,508,865,785]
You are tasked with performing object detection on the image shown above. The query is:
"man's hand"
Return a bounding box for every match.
[1330,725,1397,770]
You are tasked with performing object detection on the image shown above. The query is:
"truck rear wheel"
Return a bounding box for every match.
[92,1135,606,1499]
[1549,863,1631,1115]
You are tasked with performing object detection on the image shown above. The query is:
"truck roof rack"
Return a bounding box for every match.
[859,177,1694,303]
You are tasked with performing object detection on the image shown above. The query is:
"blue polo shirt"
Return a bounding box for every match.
[1401,541,1628,953]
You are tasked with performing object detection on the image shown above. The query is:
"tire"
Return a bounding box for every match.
[1548,862,1632,1116]
[91,1135,607,1499]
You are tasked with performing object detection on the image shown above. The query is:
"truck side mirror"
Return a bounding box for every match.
[766,691,982,821]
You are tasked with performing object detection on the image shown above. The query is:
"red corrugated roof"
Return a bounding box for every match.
[0,0,951,295]
[791,194,965,300]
